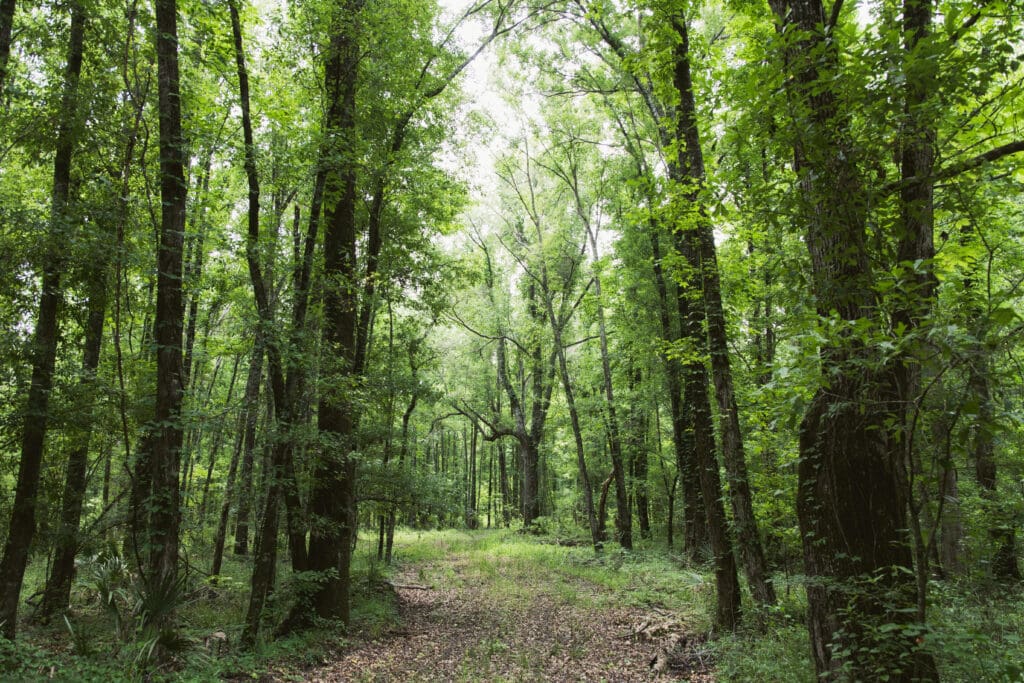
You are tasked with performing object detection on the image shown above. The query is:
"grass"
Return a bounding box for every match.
[7,528,1023,681]
[390,527,713,619]
[5,538,401,682]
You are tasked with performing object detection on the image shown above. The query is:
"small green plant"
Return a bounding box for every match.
[80,553,132,639]
[62,615,93,657]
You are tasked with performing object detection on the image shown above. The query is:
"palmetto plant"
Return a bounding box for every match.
[80,554,132,640]
[77,553,192,666]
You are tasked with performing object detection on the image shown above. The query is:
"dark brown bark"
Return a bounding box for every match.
[240,449,281,646]
[0,1,85,639]
[670,16,774,607]
[675,235,741,634]
[770,0,938,677]
[304,1,362,626]
[230,0,316,644]
[0,0,14,96]
[148,0,187,592]
[893,0,944,639]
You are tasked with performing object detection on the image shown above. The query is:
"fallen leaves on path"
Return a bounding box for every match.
[304,554,714,682]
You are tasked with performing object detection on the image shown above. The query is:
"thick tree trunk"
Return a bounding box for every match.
[0,2,85,639]
[771,0,938,676]
[495,333,543,526]
[241,460,281,646]
[305,2,362,625]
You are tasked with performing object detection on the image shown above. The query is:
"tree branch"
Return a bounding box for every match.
[881,140,1024,195]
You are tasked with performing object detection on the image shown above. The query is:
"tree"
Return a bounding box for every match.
[0,0,85,637]
[144,0,188,600]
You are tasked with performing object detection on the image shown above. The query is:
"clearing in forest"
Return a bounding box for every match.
[308,530,714,682]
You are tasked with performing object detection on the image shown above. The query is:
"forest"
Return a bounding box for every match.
[0,0,1022,678]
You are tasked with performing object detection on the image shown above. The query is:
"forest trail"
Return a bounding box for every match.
[306,534,714,682]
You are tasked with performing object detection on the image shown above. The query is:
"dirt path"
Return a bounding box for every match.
[305,550,713,682]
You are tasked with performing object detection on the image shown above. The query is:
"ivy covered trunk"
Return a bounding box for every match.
[147,0,188,597]
[771,0,938,677]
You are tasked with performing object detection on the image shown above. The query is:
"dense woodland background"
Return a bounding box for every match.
[0,0,1022,678]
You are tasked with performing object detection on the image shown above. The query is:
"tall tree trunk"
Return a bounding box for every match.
[670,16,774,607]
[0,2,85,639]
[551,320,600,549]
[148,0,187,595]
[495,333,542,526]
[306,0,362,624]
[232,0,318,641]
[770,0,938,676]
[676,238,741,633]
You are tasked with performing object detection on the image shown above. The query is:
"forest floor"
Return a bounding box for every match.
[304,530,715,682]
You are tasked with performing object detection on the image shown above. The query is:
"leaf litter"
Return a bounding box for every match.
[303,551,714,682]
